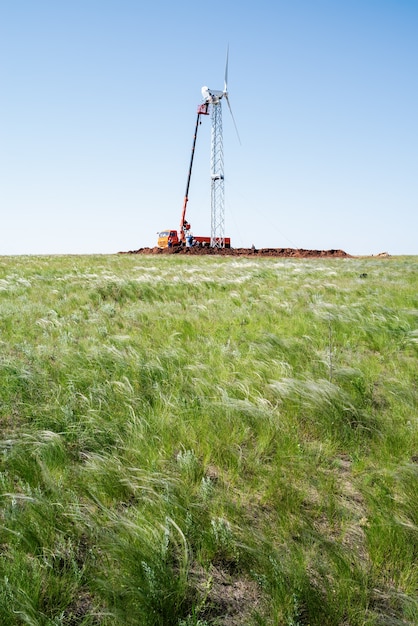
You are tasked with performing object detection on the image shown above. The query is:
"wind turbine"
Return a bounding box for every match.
[201,48,240,248]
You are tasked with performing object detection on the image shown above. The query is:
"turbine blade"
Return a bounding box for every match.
[224,93,241,145]
[224,45,229,93]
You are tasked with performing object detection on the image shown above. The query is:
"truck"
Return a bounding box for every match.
[157,230,230,249]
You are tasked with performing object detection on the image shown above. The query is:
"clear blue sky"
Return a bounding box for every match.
[1,0,417,255]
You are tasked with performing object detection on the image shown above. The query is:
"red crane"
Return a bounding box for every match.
[156,102,230,249]
[179,103,209,243]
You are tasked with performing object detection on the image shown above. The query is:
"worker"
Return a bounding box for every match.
[168,236,173,248]
[186,233,193,247]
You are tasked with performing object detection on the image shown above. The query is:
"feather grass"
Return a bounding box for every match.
[0,254,417,624]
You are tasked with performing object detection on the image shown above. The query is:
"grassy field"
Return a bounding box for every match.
[0,254,417,625]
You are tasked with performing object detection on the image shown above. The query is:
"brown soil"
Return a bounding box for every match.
[190,564,262,625]
[120,246,351,258]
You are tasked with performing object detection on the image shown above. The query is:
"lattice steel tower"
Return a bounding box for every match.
[201,49,240,248]
[210,102,225,247]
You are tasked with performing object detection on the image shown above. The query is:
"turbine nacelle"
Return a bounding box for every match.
[201,86,225,104]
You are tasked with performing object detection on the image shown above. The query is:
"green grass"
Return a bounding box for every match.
[0,254,417,625]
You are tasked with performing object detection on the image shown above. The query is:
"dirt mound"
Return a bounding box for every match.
[120,246,351,258]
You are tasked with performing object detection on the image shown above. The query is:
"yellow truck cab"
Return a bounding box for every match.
[157,230,180,248]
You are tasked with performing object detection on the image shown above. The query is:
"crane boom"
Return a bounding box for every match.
[179,103,209,242]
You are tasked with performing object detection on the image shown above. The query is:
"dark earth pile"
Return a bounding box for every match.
[120,247,351,258]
